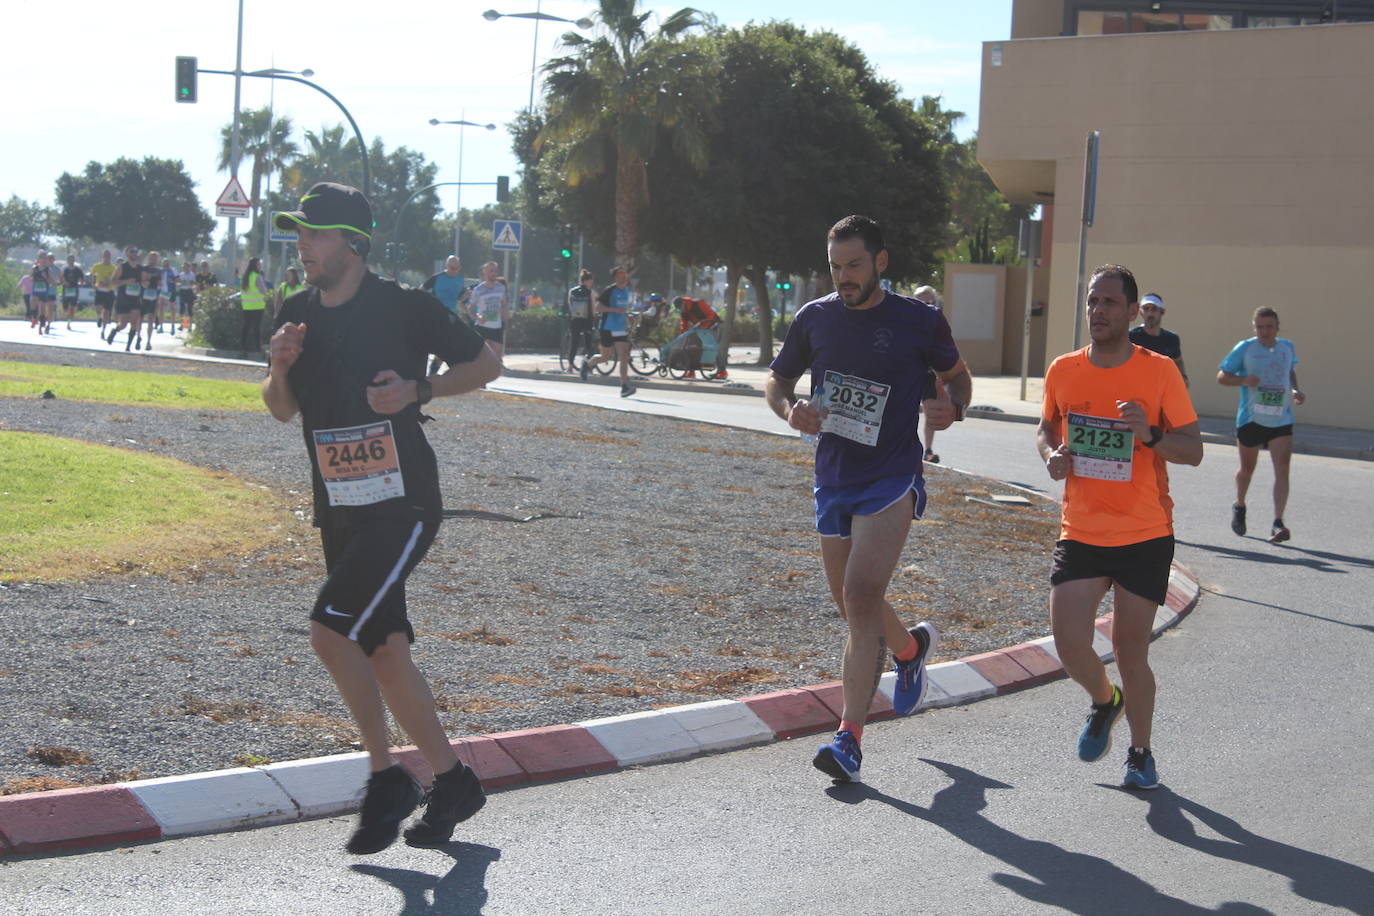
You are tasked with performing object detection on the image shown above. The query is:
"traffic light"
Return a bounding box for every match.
[555,226,574,284]
[175,56,198,103]
[496,175,510,203]
[774,278,792,291]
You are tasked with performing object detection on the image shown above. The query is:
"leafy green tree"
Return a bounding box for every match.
[54,157,214,253]
[537,0,714,273]
[218,108,299,255]
[639,22,950,362]
[0,196,54,254]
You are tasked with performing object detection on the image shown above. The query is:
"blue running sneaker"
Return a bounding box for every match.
[1077,684,1125,762]
[812,730,862,783]
[1122,747,1160,790]
[891,622,939,716]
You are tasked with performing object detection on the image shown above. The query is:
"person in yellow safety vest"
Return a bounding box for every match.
[274,267,305,317]
[240,257,268,359]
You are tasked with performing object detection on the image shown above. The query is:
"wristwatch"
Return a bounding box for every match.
[415,378,433,406]
[951,400,966,422]
[1143,425,1164,448]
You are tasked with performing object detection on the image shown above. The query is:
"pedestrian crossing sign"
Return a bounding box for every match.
[492,219,522,251]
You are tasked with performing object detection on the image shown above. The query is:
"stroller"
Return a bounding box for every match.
[660,324,720,380]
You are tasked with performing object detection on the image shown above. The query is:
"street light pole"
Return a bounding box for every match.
[227,0,245,284]
[429,114,496,263]
[482,6,593,308]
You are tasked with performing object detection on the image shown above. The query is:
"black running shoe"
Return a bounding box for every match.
[144,337,152,351]
[403,763,486,848]
[346,764,423,855]
[1230,503,1247,537]
[1269,522,1291,543]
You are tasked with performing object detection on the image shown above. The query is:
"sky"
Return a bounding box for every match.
[3,0,1011,229]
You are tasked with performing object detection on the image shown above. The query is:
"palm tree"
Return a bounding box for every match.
[294,124,364,190]
[538,0,713,273]
[218,107,299,252]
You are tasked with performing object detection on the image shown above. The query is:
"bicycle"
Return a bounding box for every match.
[558,321,615,376]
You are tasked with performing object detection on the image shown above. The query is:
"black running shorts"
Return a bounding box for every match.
[95,290,115,308]
[1236,422,1292,449]
[311,514,438,654]
[476,325,504,344]
[1050,535,1174,606]
[598,329,628,347]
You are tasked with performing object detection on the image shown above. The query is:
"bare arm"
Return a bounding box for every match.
[1036,416,1070,480]
[1217,369,1259,387]
[1152,420,1203,466]
[1290,369,1306,405]
[366,346,503,415]
[923,359,972,431]
[262,322,305,421]
[764,371,823,434]
[1174,357,1189,387]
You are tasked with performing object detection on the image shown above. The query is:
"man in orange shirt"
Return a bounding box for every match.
[1036,264,1202,790]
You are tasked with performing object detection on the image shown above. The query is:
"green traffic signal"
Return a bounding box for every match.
[175,56,198,104]
[559,248,573,259]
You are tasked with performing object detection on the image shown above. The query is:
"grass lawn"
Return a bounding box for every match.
[0,359,262,411]
[0,431,291,581]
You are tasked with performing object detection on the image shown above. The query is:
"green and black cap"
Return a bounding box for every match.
[273,182,375,238]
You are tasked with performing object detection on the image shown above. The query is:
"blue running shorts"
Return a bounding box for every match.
[814,473,927,539]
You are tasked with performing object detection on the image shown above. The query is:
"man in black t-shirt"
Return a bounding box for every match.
[61,255,84,330]
[564,268,596,371]
[106,247,146,351]
[1129,293,1188,386]
[265,183,500,856]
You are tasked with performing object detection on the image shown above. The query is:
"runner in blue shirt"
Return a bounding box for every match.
[421,256,469,374]
[766,215,972,783]
[1217,307,1306,543]
[581,266,636,397]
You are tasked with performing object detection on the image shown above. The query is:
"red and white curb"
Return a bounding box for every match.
[0,564,1199,856]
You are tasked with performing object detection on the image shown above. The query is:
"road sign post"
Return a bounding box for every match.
[492,219,522,252]
[216,176,252,219]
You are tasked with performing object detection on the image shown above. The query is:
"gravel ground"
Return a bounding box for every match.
[0,343,1062,792]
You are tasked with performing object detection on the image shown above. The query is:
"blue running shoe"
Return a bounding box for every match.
[1077,684,1124,762]
[812,730,862,783]
[891,622,939,716]
[1122,747,1160,790]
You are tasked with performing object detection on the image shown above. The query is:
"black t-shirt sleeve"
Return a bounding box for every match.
[411,291,486,368]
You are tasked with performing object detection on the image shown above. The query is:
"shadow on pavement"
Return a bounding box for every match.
[351,841,500,916]
[1122,786,1374,915]
[1200,586,1374,635]
[825,760,1265,914]
[1176,539,1353,574]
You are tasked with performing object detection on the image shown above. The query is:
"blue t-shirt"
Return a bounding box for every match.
[771,292,961,488]
[601,285,632,334]
[1219,337,1299,427]
[431,273,465,313]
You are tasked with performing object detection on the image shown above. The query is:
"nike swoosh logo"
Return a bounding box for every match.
[323,605,354,618]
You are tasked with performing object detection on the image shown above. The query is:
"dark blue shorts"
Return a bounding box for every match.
[814,473,926,538]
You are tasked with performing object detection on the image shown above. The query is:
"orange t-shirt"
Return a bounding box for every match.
[1042,345,1197,547]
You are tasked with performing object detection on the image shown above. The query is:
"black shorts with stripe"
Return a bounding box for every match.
[311,513,438,654]
[1050,535,1174,606]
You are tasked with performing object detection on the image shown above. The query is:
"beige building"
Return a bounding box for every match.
[971,0,1374,431]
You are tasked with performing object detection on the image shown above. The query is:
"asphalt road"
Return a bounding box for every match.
[4,369,1372,915]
